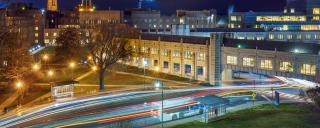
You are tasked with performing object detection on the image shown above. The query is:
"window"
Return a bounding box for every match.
[296,34,302,40]
[278,34,284,40]
[162,49,169,56]
[269,34,274,39]
[45,39,49,44]
[35,33,38,37]
[313,8,320,14]
[287,34,293,40]
[230,16,237,21]
[34,27,39,30]
[184,51,194,59]
[174,63,180,72]
[185,64,192,74]
[261,59,273,70]
[173,50,181,57]
[198,53,206,61]
[45,33,49,36]
[227,56,237,65]
[151,48,159,55]
[141,47,149,53]
[280,62,293,72]
[243,57,254,67]
[197,66,204,76]
[163,61,169,69]
[154,60,158,67]
[53,32,57,37]
[306,34,312,40]
[133,57,139,64]
[301,64,316,76]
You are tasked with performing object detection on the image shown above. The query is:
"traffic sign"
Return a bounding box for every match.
[252,91,257,100]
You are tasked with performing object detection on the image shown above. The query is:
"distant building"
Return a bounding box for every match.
[229,0,320,31]
[124,9,217,32]
[0,3,44,45]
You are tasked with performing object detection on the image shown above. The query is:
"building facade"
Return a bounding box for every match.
[0,3,44,45]
[124,33,320,84]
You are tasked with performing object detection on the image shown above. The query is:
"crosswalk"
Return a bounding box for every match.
[259,91,313,103]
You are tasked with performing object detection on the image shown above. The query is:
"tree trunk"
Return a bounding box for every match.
[99,70,105,91]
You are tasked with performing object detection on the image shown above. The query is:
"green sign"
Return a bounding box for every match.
[252,91,257,100]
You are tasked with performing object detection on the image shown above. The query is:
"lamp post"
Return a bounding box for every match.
[15,81,23,107]
[69,62,76,80]
[154,80,164,128]
[154,66,164,128]
[143,59,147,90]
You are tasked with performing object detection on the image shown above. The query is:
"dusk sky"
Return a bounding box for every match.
[7,0,286,14]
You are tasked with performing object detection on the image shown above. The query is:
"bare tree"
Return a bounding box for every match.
[87,23,137,91]
[0,30,35,91]
[55,28,83,63]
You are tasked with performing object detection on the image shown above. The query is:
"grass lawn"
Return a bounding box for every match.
[80,71,155,85]
[171,104,320,128]
[37,65,91,83]
[114,64,194,82]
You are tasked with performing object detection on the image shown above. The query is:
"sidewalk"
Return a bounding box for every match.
[0,91,18,113]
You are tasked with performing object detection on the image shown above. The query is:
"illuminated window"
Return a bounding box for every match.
[261,59,273,70]
[162,49,169,56]
[151,48,159,55]
[290,8,295,13]
[278,34,284,40]
[301,64,316,76]
[313,8,320,14]
[35,33,39,37]
[173,50,181,57]
[141,47,149,53]
[283,25,288,30]
[53,33,57,37]
[45,39,49,44]
[280,62,293,72]
[256,16,306,22]
[230,16,237,21]
[198,53,206,61]
[296,34,302,40]
[243,57,254,67]
[184,51,194,59]
[269,34,275,39]
[287,34,293,40]
[34,27,39,30]
[301,25,320,30]
[227,56,237,65]
[306,34,312,40]
[45,33,49,36]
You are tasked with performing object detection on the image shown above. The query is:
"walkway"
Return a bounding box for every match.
[0,91,18,113]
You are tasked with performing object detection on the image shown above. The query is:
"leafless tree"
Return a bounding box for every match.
[0,30,35,91]
[87,23,138,91]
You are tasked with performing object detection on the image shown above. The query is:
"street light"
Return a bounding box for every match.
[154,81,164,128]
[88,56,93,60]
[143,59,148,90]
[92,66,98,71]
[155,66,160,72]
[48,70,54,77]
[69,62,76,80]
[15,81,23,107]
[15,81,23,89]
[43,54,49,61]
[32,63,40,71]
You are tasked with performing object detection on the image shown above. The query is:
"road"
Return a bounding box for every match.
[0,82,305,128]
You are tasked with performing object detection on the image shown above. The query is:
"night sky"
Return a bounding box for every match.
[6,0,286,14]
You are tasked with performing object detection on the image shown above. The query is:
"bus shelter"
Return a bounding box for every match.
[51,81,78,100]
